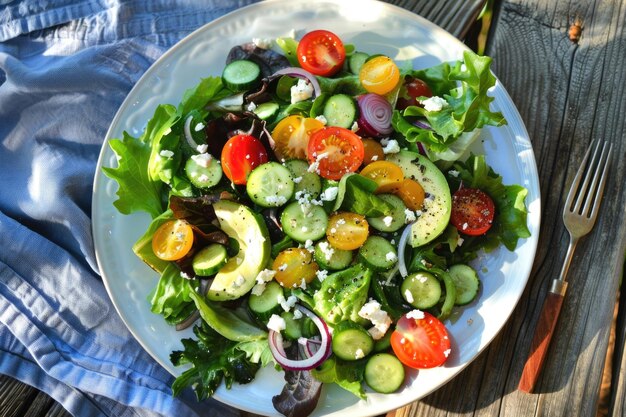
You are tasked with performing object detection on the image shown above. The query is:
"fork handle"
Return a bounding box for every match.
[518,280,568,393]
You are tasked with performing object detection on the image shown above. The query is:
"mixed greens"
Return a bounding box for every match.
[104,29,530,416]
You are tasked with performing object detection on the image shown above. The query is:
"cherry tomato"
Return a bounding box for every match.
[326,212,369,250]
[221,134,268,185]
[359,56,400,95]
[307,127,364,180]
[360,160,404,193]
[362,138,385,165]
[395,179,425,210]
[390,311,451,369]
[151,220,194,261]
[297,30,346,77]
[272,248,319,288]
[271,115,324,161]
[396,76,433,110]
[450,187,496,236]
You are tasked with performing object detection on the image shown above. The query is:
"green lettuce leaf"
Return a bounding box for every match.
[104,77,226,218]
[102,131,164,218]
[333,174,392,217]
[449,154,530,254]
[392,50,506,156]
[170,320,262,401]
[313,263,372,325]
[149,263,199,325]
[311,356,366,399]
[188,289,267,342]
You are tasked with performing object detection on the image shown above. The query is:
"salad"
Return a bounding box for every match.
[103,29,530,416]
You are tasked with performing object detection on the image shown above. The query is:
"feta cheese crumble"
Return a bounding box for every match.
[267,314,286,332]
[406,309,425,320]
[159,149,174,159]
[358,299,392,340]
[191,153,212,168]
[290,79,314,104]
[420,96,449,112]
[404,289,414,303]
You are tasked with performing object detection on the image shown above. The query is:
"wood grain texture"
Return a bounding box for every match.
[391,0,626,416]
[519,291,566,393]
[4,1,625,417]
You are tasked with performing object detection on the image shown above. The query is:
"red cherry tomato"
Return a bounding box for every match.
[306,127,364,180]
[450,187,496,236]
[297,30,346,77]
[390,311,451,369]
[396,76,433,110]
[220,134,268,185]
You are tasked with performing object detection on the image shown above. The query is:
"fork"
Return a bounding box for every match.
[518,139,613,393]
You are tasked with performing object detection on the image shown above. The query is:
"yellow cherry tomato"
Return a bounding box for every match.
[272,248,319,288]
[360,160,404,194]
[362,138,385,165]
[151,220,194,261]
[395,179,425,210]
[326,212,369,250]
[271,115,325,161]
[359,56,400,95]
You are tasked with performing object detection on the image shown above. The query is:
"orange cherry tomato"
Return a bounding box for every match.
[360,160,404,194]
[307,127,364,180]
[221,134,268,185]
[362,138,385,165]
[390,311,451,369]
[359,56,400,95]
[272,248,319,288]
[271,115,325,161]
[395,179,425,210]
[151,220,194,261]
[296,30,346,77]
[326,212,369,250]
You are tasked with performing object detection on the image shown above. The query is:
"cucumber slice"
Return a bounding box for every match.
[314,240,353,271]
[373,330,392,353]
[192,244,228,276]
[283,159,322,198]
[281,311,303,341]
[349,52,369,74]
[364,353,405,393]
[401,271,442,309]
[367,194,407,232]
[331,320,374,361]
[358,236,397,271]
[323,94,357,129]
[248,280,284,322]
[246,162,294,207]
[280,201,328,243]
[184,154,222,189]
[253,102,279,120]
[222,59,261,92]
[448,264,480,305]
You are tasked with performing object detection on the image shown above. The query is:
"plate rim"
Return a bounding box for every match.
[92,1,541,415]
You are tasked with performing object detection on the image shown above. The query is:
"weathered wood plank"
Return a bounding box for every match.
[383,0,486,39]
[0,374,71,417]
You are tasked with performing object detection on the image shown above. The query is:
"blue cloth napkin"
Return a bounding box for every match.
[0,1,259,416]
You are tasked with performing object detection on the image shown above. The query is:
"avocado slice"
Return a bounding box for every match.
[386,150,451,247]
[207,200,270,301]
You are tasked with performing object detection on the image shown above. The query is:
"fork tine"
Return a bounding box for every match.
[587,142,612,220]
[565,140,597,213]
[578,140,606,216]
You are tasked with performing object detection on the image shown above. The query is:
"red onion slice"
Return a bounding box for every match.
[183,114,200,150]
[357,93,394,137]
[398,222,415,278]
[272,67,321,98]
[268,305,331,371]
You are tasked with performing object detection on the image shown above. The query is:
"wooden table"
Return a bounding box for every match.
[1,0,624,416]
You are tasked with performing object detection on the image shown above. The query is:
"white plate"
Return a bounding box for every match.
[92,1,541,416]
